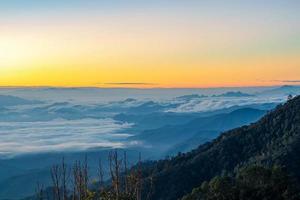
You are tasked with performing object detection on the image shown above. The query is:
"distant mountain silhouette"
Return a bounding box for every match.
[126,101,179,114]
[176,94,208,100]
[114,103,277,133]
[140,96,300,200]
[260,85,300,96]
[131,108,266,155]
[213,91,254,97]
[0,95,41,107]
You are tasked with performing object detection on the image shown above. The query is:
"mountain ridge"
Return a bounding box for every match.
[131,108,266,153]
[140,96,300,200]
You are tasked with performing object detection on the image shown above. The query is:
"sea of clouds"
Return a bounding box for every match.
[0,118,132,157]
[0,86,297,157]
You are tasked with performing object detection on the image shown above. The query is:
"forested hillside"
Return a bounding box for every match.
[140,95,300,200]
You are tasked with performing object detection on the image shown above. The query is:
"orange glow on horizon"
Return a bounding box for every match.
[1,2,299,88]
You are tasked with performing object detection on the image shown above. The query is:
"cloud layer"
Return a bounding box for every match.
[167,96,285,113]
[0,86,298,157]
[0,118,132,157]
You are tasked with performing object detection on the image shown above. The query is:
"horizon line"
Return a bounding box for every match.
[0,84,299,90]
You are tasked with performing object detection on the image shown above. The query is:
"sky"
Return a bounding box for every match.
[0,0,299,88]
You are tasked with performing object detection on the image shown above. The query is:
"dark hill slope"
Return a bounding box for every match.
[141,96,300,200]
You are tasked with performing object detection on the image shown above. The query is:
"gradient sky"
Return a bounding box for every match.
[0,0,299,88]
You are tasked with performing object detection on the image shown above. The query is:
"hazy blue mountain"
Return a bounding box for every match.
[126,101,179,114]
[114,112,201,132]
[0,169,50,200]
[130,108,267,153]
[0,95,41,107]
[114,103,277,133]
[118,98,137,103]
[176,94,208,100]
[260,85,300,96]
[0,148,145,200]
[0,107,8,112]
[213,91,254,97]
[0,102,116,122]
[165,132,217,155]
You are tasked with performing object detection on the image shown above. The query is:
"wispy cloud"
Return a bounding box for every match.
[273,80,300,83]
[99,82,156,86]
[256,79,300,83]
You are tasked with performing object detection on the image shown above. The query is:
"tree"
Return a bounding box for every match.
[37,150,143,200]
[182,165,300,200]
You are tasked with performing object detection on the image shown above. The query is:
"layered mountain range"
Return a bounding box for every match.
[140,95,300,200]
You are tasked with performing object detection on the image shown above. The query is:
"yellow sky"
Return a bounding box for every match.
[0,1,299,88]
